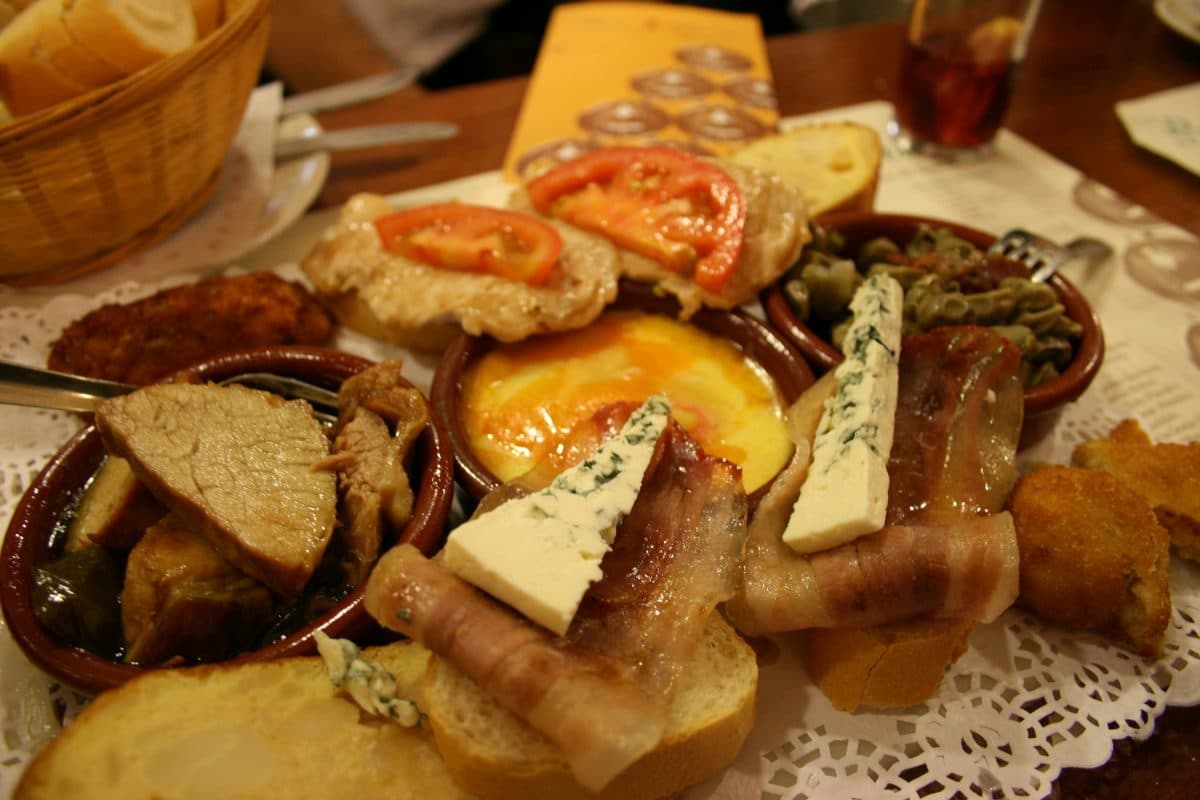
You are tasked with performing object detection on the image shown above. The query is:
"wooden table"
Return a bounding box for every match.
[280,1,1200,796]
[290,0,1200,239]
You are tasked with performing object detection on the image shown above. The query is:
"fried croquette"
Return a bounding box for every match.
[1072,419,1200,564]
[48,273,334,385]
[1009,465,1171,659]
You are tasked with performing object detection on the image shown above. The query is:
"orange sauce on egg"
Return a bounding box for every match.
[460,310,793,492]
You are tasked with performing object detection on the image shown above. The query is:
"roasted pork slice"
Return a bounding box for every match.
[95,383,337,596]
[301,193,622,350]
[122,514,275,665]
[64,455,164,553]
[324,361,429,587]
[511,159,810,317]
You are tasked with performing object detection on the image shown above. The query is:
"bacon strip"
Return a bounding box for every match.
[364,420,747,790]
[728,326,1023,636]
[365,545,662,791]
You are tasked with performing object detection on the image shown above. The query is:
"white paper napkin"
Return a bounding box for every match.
[1116,82,1200,177]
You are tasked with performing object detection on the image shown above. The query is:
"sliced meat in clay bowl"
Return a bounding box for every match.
[1,345,454,693]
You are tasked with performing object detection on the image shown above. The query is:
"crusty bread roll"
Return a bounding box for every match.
[189,0,220,37]
[0,0,91,114]
[34,0,123,87]
[422,613,757,800]
[802,619,976,712]
[64,0,196,74]
[16,641,474,800]
[0,0,196,116]
[728,121,882,218]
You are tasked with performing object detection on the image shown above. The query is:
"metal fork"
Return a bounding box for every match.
[0,362,340,423]
[988,229,1113,283]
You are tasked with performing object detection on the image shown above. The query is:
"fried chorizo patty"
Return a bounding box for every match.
[48,273,334,385]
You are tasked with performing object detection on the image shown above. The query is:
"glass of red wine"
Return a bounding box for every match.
[888,0,1043,160]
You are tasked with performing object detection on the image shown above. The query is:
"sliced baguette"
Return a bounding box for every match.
[728,121,882,218]
[16,641,474,800]
[802,618,975,712]
[0,0,195,116]
[64,0,195,76]
[189,0,220,37]
[0,0,92,115]
[36,0,123,87]
[422,613,757,800]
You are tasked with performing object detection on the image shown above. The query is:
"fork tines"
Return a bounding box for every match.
[988,228,1069,283]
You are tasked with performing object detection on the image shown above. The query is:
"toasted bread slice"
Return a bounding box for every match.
[727,121,882,218]
[15,641,474,800]
[422,613,757,800]
[1072,418,1200,564]
[802,618,975,712]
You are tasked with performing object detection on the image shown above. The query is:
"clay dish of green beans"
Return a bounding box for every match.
[761,212,1104,426]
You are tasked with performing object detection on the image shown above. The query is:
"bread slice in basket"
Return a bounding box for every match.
[0,0,197,115]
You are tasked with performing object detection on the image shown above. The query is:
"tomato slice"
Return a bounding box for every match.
[373,203,563,285]
[524,146,745,293]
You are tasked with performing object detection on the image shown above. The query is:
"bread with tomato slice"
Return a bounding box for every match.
[512,145,811,318]
[300,193,623,352]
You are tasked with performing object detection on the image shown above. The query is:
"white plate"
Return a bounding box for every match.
[258,114,332,252]
[1156,0,1200,45]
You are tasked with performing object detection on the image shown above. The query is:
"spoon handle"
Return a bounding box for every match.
[0,362,133,414]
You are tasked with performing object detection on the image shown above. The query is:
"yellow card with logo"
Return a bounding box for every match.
[502,2,779,181]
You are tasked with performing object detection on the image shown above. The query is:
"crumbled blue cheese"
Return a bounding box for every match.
[782,273,903,554]
[442,394,672,635]
[314,631,420,726]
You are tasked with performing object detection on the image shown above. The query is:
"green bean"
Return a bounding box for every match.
[801,257,862,323]
[865,262,927,290]
[1012,304,1068,337]
[856,236,901,268]
[784,226,1084,390]
[783,277,811,321]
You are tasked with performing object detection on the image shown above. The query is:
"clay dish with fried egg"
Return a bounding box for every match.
[432,279,814,506]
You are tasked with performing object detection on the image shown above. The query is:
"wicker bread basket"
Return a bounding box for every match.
[0,0,271,285]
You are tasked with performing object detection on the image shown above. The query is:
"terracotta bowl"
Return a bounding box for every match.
[0,346,455,693]
[431,279,815,506]
[760,212,1105,423]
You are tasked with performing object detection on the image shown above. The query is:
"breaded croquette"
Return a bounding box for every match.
[1072,419,1200,563]
[1009,465,1171,659]
[48,272,333,386]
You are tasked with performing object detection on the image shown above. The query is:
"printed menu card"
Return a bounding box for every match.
[501,2,778,181]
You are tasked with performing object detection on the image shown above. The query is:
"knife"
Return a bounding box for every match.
[275,121,460,159]
[279,66,422,117]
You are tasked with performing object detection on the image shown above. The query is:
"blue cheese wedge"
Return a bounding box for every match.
[442,394,672,635]
[782,273,903,554]
[314,631,421,726]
